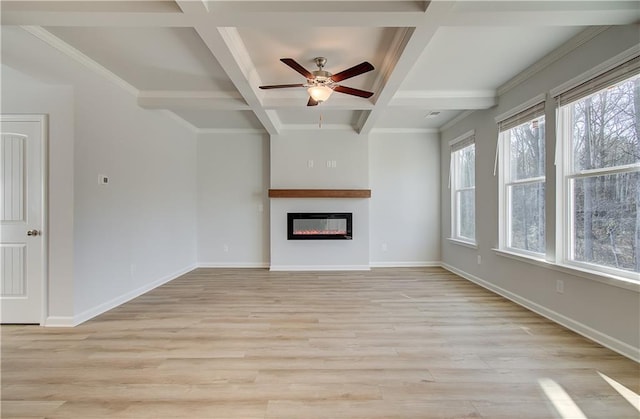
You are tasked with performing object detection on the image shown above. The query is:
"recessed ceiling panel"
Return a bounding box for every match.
[400,26,583,91]
[44,27,236,91]
[239,26,397,91]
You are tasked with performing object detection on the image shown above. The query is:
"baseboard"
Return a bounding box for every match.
[70,264,197,327]
[269,265,371,272]
[370,261,442,268]
[44,316,75,327]
[198,262,270,268]
[441,263,640,363]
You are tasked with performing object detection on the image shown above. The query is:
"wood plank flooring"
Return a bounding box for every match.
[2,267,639,418]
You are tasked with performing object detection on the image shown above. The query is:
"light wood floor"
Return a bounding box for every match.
[2,267,639,418]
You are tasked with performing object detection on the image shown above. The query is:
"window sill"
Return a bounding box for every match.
[447,238,478,249]
[493,248,640,292]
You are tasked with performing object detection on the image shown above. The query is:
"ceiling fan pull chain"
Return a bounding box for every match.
[319,113,323,128]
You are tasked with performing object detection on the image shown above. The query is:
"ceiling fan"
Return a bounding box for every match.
[259,57,375,106]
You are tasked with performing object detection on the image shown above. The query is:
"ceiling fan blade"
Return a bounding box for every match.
[259,83,305,89]
[281,58,314,79]
[307,97,319,106]
[333,85,374,98]
[330,61,374,82]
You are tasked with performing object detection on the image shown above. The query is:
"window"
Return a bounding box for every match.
[498,101,546,256]
[450,132,476,244]
[556,57,640,279]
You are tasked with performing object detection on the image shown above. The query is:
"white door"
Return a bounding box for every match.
[0,115,46,324]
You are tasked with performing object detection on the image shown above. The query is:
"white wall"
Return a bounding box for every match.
[270,130,369,189]
[2,27,198,324]
[197,133,270,267]
[270,130,370,269]
[440,25,640,360]
[72,78,198,319]
[369,132,441,266]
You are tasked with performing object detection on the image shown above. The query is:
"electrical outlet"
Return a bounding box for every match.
[99,174,109,185]
[477,255,482,265]
[556,279,564,294]
[223,244,229,252]
[307,160,314,168]
[381,243,388,252]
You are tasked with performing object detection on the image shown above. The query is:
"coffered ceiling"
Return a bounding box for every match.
[2,1,638,134]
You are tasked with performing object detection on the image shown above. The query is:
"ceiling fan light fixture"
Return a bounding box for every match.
[307,85,333,102]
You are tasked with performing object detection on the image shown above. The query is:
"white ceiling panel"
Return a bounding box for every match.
[45,26,236,91]
[400,26,584,91]
[239,26,397,91]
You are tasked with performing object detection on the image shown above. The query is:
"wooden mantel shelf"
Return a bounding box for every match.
[268,189,371,198]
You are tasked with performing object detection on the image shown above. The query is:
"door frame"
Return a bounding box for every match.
[1,114,48,325]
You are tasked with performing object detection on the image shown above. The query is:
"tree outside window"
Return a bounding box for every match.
[502,115,546,255]
[451,140,476,243]
[561,73,639,276]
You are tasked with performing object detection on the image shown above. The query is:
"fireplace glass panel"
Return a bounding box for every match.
[287,213,352,240]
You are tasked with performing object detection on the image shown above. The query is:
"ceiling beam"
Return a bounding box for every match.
[1,0,427,28]
[357,1,457,135]
[176,1,282,135]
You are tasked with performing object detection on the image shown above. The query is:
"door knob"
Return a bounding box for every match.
[26,229,40,236]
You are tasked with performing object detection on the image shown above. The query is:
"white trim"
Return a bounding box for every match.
[446,237,478,249]
[198,262,269,268]
[550,44,640,99]
[370,261,441,268]
[71,264,197,326]
[494,248,640,292]
[269,265,371,272]
[44,316,75,327]
[494,93,546,124]
[441,263,640,363]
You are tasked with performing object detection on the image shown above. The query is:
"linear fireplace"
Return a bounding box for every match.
[287,212,352,240]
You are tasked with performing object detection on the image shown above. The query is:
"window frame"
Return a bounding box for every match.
[497,101,547,259]
[449,131,476,245]
[556,100,640,281]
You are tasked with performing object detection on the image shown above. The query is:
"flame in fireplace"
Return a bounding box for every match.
[294,229,347,235]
